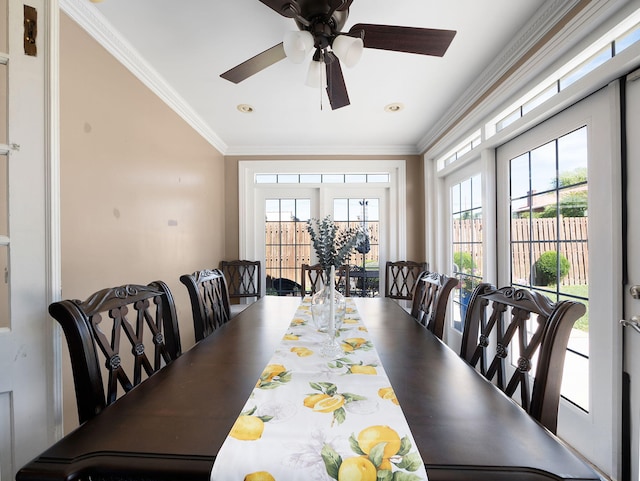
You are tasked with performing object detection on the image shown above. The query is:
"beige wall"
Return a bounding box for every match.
[60,14,225,431]
[224,155,426,263]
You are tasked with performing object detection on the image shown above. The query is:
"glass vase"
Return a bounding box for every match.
[311,282,345,358]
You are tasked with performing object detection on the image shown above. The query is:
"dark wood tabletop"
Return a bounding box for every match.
[17,297,599,481]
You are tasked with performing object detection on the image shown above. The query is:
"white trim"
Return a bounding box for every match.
[238,159,407,286]
[226,144,420,157]
[421,0,631,159]
[46,0,63,442]
[59,0,227,154]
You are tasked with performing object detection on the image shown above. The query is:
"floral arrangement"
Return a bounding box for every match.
[306,216,364,273]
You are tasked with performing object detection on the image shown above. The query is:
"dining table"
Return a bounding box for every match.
[16,296,600,481]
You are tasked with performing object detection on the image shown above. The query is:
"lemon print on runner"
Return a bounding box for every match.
[283,334,299,341]
[350,365,377,375]
[291,346,313,357]
[378,386,399,405]
[337,456,377,481]
[303,393,330,408]
[341,338,367,352]
[312,394,345,413]
[256,364,291,389]
[244,472,275,481]
[357,425,402,458]
[229,416,265,441]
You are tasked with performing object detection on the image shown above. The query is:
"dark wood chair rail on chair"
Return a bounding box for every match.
[220,260,261,317]
[301,263,351,296]
[460,283,587,434]
[385,260,429,300]
[48,281,182,425]
[180,268,231,342]
[410,271,458,339]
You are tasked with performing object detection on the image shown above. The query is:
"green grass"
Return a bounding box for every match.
[557,284,589,332]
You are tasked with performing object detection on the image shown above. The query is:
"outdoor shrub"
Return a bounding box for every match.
[453,251,474,273]
[534,251,570,286]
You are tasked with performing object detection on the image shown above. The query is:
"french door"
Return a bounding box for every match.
[0,0,58,478]
[496,84,621,477]
[624,69,640,481]
[239,160,405,297]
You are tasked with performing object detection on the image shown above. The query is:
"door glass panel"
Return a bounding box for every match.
[0,0,6,54]
[334,198,380,297]
[0,154,6,236]
[509,126,589,411]
[265,198,311,294]
[0,63,7,145]
[0,245,8,328]
[451,174,483,331]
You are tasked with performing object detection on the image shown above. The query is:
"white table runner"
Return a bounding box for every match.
[210,297,428,481]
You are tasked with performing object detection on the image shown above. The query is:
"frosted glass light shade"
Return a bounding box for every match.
[283,31,314,64]
[305,60,327,88]
[332,35,364,68]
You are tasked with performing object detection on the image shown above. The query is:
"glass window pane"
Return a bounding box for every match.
[558,127,588,185]
[367,174,389,183]
[460,178,472,211]
[560,46,612,90]
[300,174,321,183]
[345,174,366,183]
[333,199,348,221]
[277,174,299,184]
[280,199,296,220]
[0,153,6,236]
[510,153,530,199]
[0,63,6,145]
[322,174,344,183]
[0,245,7,328]
[471,174,482,207]
[522,84,559,115]
[616,25,640,53]
[295,199,311,222]
[451,183,461,213]
[530,141,557,194]
[256,174,277,184]
[496,108,521,132]
[0,0,7,53]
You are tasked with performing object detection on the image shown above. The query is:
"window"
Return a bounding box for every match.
[451,174,483,331]
[509,127,589,410]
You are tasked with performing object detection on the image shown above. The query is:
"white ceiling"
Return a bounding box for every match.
[72,0,553,155]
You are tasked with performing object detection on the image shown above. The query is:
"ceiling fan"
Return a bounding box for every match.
[220,0,456,110]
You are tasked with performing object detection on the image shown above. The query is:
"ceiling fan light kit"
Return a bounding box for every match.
[283,30,314,63]
[221,0,456,110]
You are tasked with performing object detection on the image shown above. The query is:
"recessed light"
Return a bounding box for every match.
[384,103,404,113]
[237,104,255,113]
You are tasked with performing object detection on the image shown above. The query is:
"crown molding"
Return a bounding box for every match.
[60,0,228,154]
[224,143,420,157]
[416,0,614,156]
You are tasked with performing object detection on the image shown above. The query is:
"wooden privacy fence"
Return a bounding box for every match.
[264,221,380,286]
[454,217,588,286]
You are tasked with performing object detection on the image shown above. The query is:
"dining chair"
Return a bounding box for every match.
[220,259,261,317]
[49,281,182,425]
[385,260,429,301]
[180,268,232,342]
[301,263,351,296]
[459,283,586,433]
[409,271,458,339]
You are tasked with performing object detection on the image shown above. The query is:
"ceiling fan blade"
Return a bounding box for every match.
[329,0,354,11]
[349,23,456,57]
[220,43,286,84]
[258,0,301,18]
[325,52,350,110]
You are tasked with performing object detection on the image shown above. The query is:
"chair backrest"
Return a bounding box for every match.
[459,283,586,433]
[180,268,232,342]
[49,281,182,425]
[220,260,261,301]
[410,271,457,338]
[301,264,351,296]
[385,260,429,300]
[270,277,302,296]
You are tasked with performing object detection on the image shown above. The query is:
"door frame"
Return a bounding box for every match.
[238,159,407,294]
